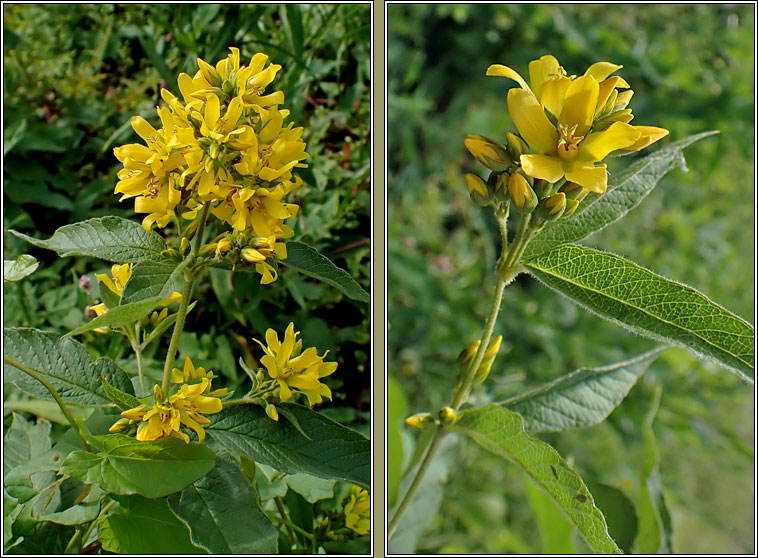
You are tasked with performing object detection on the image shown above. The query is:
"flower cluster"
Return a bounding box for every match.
[110,357,227,443]
[252,322,338,409]
[113,47,308,284]
[343,486,371,536]
[465,55,669,217]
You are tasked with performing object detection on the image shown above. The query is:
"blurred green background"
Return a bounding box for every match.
[3,5,370,437]
[387,4,754,554]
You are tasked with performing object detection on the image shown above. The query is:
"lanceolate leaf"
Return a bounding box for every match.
[3,328,134,406]
[504,347,667,433]
[99,495,203,554]
[278,241,369,303]
[452,405,621,554]
[205,403,370,487]
[524,131,719,260]
[102,379,142,411]
[9,216,167,263]
[60,434,216,498]
[4,254,39,282]
[168,457,278,554]
[65,297,165,337]
[120,259,186,304]
[525,244,754,382]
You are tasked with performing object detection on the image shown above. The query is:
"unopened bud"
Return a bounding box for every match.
[180,237,190,254]
[183,220,199,238]
[439,407,456,424]
[464,173,490,206]
[561,182,589,201]
[562,198,580,218]
[508,173,538,212]
[108,418,131,433]
[197,58,222,87]
[405,413,435,429]
[265,404,279,422]
[241,247,266,263]
[474,335,502,384]
[533,179,550,199]
[457,340,481,366]
[464,134,511,172]
[78,275,93,292]
[505,132,526,160]
[537,192,567,221]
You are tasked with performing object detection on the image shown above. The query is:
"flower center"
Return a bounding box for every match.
[556,124,583,162]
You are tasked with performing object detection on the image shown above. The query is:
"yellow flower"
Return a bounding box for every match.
[113,359,227,444]
[95,263,132,297]
[253,322,338,406]
[486,56,669,192]
[344,486,370,536]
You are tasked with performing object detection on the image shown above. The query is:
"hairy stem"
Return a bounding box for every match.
[4,356,90,451]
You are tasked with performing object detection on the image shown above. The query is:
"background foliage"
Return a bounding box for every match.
[3,5,370,552]
[387,4,754,554]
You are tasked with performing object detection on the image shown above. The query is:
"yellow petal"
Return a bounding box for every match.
[595,76,627,117]
[584,61,622,82]
[486,64,532,92]
[540,76,571,118]
[622,126,670,151]
[520,154,565,182]
[579,122,641,162]
[565,162,608,194]
[507,88,558,154]
[528,55,561,99]
[558,74,599,136]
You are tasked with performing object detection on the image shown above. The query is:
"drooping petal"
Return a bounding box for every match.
[528,55,561,99]
[565,162,608,194]
[507,88,558,154]
[520,154,565,182]
[579,122,641,162]
[584,61,623,82]
[558,74,599,136]
[486,64,532,92]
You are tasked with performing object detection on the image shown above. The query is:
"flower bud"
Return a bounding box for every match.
[439,407,456,424]
[464,173,490,206]
[457,340,481,366]
[508,172,538,212]
[562,198,580,218]
[474,335,502,384]
[506,132,526,160]
[405,413,435,429]
[108,418,131,433]
[265,404,279,422]
[197,58,223,87]
[183,220,199,239]
[561,182,589,202]
[180,237,190,254]
[464,134,511,172]
[241,247,266,263]
[78,275,92,292]
[537,192,566,221]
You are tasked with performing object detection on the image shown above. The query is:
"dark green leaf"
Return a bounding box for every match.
[206,403,370,487]
[65,297,165,337]
[120,259,185,304]
[102,379,142,411]
[523,131,719,260]
[60,434,216,498]
[387,375,408,507]
[4,328,133,406]
[9,216,167,263]
[504,348,666,433]
[99,494,203,554]
[585,481,638,553]
[525,244,754,382]
[453,404,621,554]
[168,457,278,554]
[522,471,577,553]
[279,241,369,303]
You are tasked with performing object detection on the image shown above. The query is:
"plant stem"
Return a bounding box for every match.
[63,526,84,554]
[4,356,90,451]
[125,324,146,395]
[387,424,445,539]
[160,202,210,394]
[389,210,539,539]
[275,496,298,546]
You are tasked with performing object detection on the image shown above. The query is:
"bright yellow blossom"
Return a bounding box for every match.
[344,486,370,536]
[253,322,338,406]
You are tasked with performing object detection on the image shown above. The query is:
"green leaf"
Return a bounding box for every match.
[120,259,186,305]
[585,481,638,554]
[4,413,53,472]
[634,383,665,553]
[206,403,370,487]
[4,328,133,406]
[167,457,278,554]
[65,296,165,337]
[504,348,666,433]
[4,254,38,282]
[99,494,203,554]
[522,471,577,553]
[60,434,217,498]
[284,473,336,503]
[523,131,719,260]
[38,487,104,526]
[278,241,369,303]
[102,379,142,411]
[9,216,167,263]
[452,404,621,554]
[525,244,754,382]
